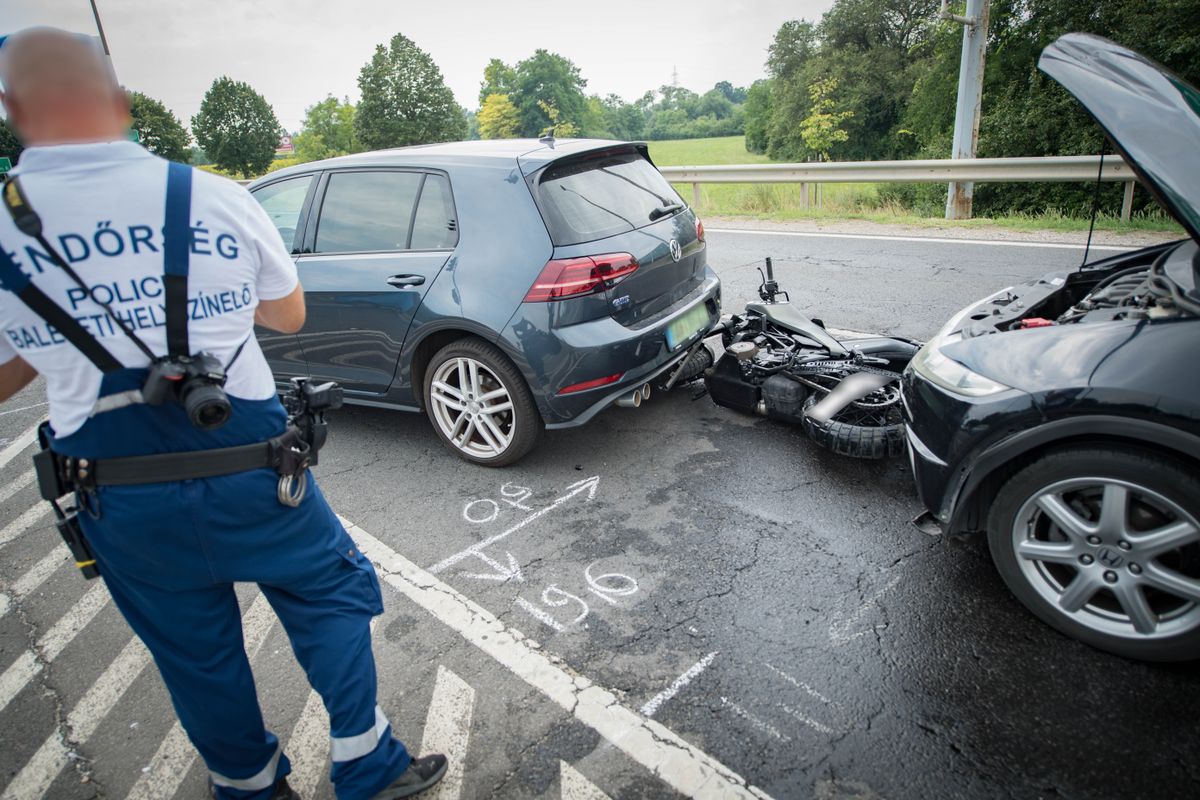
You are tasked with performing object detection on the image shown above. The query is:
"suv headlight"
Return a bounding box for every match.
[911,342,1010,396]
[910,290,1013,397]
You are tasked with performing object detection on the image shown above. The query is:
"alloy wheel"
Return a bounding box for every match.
[1012,477,1200,639]
[428,357,516,460]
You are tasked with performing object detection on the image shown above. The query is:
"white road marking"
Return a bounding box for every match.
[640,652,718,718]
[418,665,475,800]
[0,583,111,714]
[707,227,1141,251]
[345,517,771,800]
[829,574,901,646]
[285,616,380,797]
[427,476,599,575]
[560,761,613,800]
[780,702,835,736]
[720,697,791,743]
[0,424,38,472]
[125,592,277,800]
[9,546,66,598]
[0,469,35,508]
[0,504,49,548]
[3,636,151,800]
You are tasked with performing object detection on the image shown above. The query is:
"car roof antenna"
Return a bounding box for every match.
[539,132,556,148]
[1081,149,1105,267]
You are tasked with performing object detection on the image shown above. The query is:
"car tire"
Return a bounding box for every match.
[423,338,542,467]
[987,447,1200,662]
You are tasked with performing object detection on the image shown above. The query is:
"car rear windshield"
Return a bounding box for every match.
[536,151,684,246]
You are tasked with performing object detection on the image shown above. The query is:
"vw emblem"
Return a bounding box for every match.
[669,239,682,262]
[1097,547,1124,568]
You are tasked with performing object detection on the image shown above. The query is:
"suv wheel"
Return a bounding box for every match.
[988,447,1200,661]
[423,338,541,467]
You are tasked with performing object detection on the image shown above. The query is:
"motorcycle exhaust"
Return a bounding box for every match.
[615,387,644,408]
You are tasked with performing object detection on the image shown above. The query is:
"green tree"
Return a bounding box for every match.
[355,33,467,150]
[128,91,191,162]
[536,99,578,138]
[743,79,773,153]
[191,76,282,178]
[477,93,521,139]
[478,58,517,105]
[798,77,854,160]
[294,95,357,161]
[511,50,587,137]
[0,117,23,165]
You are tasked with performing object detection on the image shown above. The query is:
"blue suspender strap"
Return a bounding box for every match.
[162,162,193,359]
[0,240,123,373]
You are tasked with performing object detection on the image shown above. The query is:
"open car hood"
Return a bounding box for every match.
[1039,33,1200,243]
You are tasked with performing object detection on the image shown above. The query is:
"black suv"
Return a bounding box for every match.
[902,34,1200,661]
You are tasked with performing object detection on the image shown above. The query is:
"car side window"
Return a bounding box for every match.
[250,175,314,250]
[314,171,423,254]
[410,174,458,250]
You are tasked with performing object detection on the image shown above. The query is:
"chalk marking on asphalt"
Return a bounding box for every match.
[514,597,565,632]
[0,468,35,508]
[779,702,835,736]
[344,516,771,800]
[1,544,68,621]
[3,635,152,800]
[427,476,599,576]
[460,550,524,583]
[0,582,111,715]
[640,652,718,718]
[560,760,613,800]
[0,401,48,417]
[719,697,791,743]
[707,227,1141,251]
[419,665,475,800]
[762,663,838,708]
[0,424,38,472]
[125,593,277,800]
[829,574,902,646]
[0,504,49,548]
[285,616,379,797]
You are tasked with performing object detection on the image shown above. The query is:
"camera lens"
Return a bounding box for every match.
[182,383,232,430]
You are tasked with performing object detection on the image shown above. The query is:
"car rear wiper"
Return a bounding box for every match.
[648,203,684,221]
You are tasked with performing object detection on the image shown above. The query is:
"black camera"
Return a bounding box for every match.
[142,352,233,430]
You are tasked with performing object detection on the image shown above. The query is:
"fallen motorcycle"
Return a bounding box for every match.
[668,258,921,459]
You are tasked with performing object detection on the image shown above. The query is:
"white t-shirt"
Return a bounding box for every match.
[0,141,298,437]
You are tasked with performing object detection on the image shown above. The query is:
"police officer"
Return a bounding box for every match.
[0,28,446,800]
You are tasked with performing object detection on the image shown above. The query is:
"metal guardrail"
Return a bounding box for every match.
[658,155,1140,221]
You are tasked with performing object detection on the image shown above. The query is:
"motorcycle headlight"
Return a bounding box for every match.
[911,342,1011,397]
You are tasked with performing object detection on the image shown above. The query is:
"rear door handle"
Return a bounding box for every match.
[386,274,425,289]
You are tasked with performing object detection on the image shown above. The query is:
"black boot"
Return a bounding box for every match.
[370,755,449,799]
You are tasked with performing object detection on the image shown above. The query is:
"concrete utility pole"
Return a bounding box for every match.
[942,0,990,219]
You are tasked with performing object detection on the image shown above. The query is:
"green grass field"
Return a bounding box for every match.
[648,136,1181,234]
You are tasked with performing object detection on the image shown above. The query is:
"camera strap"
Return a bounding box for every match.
[0,163,195,371]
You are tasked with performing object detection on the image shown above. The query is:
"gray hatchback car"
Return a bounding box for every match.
[248,139,721,465]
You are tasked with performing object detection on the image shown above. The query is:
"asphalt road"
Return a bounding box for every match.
[1,229,1196,800]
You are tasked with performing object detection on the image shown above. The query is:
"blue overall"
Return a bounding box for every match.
[0,164,410,799]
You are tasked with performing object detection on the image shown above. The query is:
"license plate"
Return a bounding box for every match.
[665,304,709,350]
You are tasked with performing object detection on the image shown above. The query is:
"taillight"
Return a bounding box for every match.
[524,253,639,302]
[695,217,705,242]
[557,372,624,395]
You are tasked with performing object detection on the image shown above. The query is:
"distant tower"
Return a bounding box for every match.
[671,65,679,87]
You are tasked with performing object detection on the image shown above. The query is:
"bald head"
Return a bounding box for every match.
[0,27,130,147]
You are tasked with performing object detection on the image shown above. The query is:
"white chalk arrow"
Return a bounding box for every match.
[460,550,524,583]
[428,476,601,575]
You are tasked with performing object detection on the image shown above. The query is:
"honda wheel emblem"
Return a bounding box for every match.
[669,239,682,262]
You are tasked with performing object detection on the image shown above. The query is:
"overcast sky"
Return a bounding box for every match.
[1,0,834,132]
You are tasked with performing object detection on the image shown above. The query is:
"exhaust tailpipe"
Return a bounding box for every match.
[640,384,651,402]
[615,389,642,408]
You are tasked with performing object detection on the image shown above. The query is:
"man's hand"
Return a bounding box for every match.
[255,283,306,334]
[0,356,39,403]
